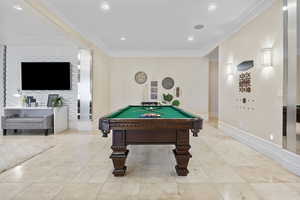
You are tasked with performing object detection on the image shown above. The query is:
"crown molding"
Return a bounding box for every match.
[109,45,216,58]
[37,0,110,52]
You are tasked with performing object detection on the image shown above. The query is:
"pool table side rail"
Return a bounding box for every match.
[170,105,200,118]
[99,106,203,137]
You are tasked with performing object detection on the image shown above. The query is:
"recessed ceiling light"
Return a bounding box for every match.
[194,24,205,30]
[282,6,288,11]
[100,1,110,11]
[120,37,126,41]
[187,36,194,42]
[13,5,23,11]
[208,3,217,11]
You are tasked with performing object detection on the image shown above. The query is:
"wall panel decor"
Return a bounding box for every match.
[162,77,175,90]
[150,81,158,100]
[135,71,147,84]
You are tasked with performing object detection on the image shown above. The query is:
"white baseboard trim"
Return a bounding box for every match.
[75,120,93,131]
[69,120,78,130]
[219,121,300,176]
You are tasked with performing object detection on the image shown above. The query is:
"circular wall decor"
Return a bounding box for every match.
[162,77,175,90]
[135,71,147,84]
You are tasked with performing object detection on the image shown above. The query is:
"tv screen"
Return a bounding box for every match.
[21,62,71,90]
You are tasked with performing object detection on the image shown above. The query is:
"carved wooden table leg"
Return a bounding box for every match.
[173,129,191,176]
[110,147,129,176]
[110,130,128,177]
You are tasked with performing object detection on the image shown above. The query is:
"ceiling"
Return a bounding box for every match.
[0,0,274,57]
[0,0,75,46]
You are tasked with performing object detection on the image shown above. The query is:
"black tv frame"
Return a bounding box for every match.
[21,62,72,91]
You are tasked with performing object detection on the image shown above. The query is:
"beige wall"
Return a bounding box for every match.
[298,55,300,105]
[92,51,111,129]
[0,45,4,131]
[209,60,219,119]
[110,57,209,118]
[219,0,283,145]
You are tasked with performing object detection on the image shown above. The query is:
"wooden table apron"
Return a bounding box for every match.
[99,117,202,177]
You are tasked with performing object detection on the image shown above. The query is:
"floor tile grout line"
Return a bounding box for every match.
[0,145,56,176]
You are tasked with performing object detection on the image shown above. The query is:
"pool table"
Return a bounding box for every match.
[99,105,203,176]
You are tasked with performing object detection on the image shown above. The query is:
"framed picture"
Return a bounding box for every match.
[176,87,180,97]
[151,94,158,100]
[47,94,59,107]
[150,81,158,100]
[151,81,158,87]
[151,88,158,93]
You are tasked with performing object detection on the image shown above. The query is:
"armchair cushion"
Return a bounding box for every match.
[6,117,45,123]
[2,114,54,130]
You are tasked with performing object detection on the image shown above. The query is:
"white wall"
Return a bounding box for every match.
[110,57,209,118]
[219,0,283,145]
[6,45,78,128]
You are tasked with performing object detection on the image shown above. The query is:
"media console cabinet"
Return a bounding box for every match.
[2,106,68,135]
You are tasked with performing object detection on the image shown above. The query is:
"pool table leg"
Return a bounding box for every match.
[110,130,128,177]
[173,129,192,176]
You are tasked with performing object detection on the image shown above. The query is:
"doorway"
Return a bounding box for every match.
[77,49,93,131]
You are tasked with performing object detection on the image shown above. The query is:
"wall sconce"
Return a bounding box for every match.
[226,62,234,76]
[262,48,273,68]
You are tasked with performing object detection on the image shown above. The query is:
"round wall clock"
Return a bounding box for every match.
[162,77,175,90]
[135,71,147,84]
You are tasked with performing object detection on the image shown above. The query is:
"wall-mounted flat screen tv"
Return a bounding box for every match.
[21,62,71,90]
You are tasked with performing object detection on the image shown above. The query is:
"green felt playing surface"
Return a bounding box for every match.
[108,106,195,119]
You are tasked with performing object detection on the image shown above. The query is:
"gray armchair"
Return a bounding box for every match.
[2,114,54,136]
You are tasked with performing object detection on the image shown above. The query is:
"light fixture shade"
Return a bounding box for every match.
[100,1,110,11]
[13,93,21,98]
[13,5,23,11]
[226,62,234,75]
[262,48,273,67]
[187,36,194,41]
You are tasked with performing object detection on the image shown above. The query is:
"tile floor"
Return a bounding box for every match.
[0,124,300,200]
[0,135,55,173]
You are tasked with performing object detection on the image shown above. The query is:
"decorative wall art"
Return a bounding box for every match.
[176,87,180,98]
[135,71,147,84]
[150,81,158,100]
[237,60,253,93]
[237,60,254,71]
[151,81,158,87]
[151,88,158,93]
[150,94,157,100]
[236,60,255,112]
[162,77,175,90]
[239,72,251,93]
[162,93,181,107]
